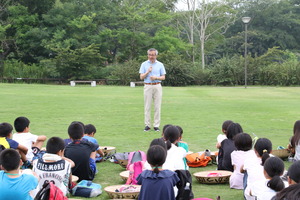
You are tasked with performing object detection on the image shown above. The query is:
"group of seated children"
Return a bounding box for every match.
[0,117,101,199]
[217,119,300,200]
[137,124,191,200]
[2,116,300,200]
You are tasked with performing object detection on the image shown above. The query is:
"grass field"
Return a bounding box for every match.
[1,83,300,199]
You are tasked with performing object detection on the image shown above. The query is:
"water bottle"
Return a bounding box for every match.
[205,149,211,157]
[183,182,191,199]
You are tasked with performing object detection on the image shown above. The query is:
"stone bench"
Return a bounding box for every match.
[130,81,144,87]
[70,80,96,87]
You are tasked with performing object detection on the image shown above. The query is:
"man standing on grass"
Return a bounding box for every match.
[139,48,166,132]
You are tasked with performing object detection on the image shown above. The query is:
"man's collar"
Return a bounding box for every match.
[148,60,157,64]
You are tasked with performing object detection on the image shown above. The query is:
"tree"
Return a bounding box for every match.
[52,44,105,80]
[220,0,300,58]
[176,0,237,69]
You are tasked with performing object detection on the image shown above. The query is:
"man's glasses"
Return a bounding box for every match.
[148,54,156,56]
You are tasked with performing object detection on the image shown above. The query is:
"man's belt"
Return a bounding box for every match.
[144,82,161,85]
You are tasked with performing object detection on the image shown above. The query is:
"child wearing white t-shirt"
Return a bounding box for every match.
[230,133,254,189]
[242,138,272,200]
[216,120,233,149]
[249,157,286,200]
[12,117,47,163]
[163,125,186,171]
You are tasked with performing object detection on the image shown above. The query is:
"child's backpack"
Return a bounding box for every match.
[34,182,68,200]
[185,152,211,167]
[112,152,130,167]
[126,151,147,185]
[72,180,102,198]
[175,170,194,200]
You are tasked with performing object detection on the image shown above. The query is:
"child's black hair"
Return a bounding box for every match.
[68,122,84,140]
[0,122,13,137]
[264,156,285,192]
[14,116,30,132]
[274,183,300,200]
[164,125,180,150]
[84,124,96,135]
[226,123,243,140]
[287,160,300,183]
[234,133,252,151]
[176,125,183,136]
[222,120,234,133]
[150,138,167,151]
[162,124,172,134]
[0,149,20,171]
[254,138,272,165]
[291,120,300,148]
[147,145,167,174]
[46,137,65,154]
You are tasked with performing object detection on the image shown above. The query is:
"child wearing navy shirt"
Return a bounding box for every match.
[137,145,179,200]
[64,122,98,182]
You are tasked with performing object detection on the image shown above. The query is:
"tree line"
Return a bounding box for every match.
[1,0,300,86]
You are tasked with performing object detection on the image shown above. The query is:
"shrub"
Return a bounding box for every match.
[4,59,48,79]
[158,52,194,86]
[110,60,141,85]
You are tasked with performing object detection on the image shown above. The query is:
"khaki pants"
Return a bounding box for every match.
[144,84,162,128]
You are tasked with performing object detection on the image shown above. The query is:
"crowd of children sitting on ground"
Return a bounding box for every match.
[0,117,300,200]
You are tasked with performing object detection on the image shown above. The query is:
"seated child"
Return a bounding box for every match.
[242,138,273,200]
[137,145,180,200]
[64,121,85,147]
[218,122,243,172]
[273,160,300,199]
[288,120,300,161]
[12,116,47,164]
[0,149,38,200]
[161,124,172,137]
[83,124,104,162]
[144,138,168,170]
[248,156,285,200]
[216,120,233,149]
[32,137,75,196]
[0,122,29,164]
[64,121,99,182]
[176,125,189,170]
[163,125,186,171]
[230,133,254,189]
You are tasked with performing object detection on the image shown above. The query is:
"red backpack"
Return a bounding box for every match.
[34,182,68,200]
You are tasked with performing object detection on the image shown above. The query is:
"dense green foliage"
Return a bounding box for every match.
[1,0,300,85]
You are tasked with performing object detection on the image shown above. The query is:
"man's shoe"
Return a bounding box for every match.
[154,127,160,132]
[144,126,151,131]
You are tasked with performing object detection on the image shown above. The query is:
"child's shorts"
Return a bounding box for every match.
[89,158,96,174]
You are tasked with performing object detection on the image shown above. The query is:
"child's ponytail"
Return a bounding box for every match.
[165,140,172,150]
[267,175,285,192]
[152,165,160,174]
[254,138,272,165]
[261,149,270,165]
[264,157,285,192]
[147,145,167,174]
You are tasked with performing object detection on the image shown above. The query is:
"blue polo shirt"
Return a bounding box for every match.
[139,60,166,83]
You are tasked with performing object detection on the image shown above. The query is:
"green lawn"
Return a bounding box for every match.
[1,83,299,199]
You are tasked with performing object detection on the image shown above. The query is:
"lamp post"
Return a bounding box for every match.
[242,17,251,88]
